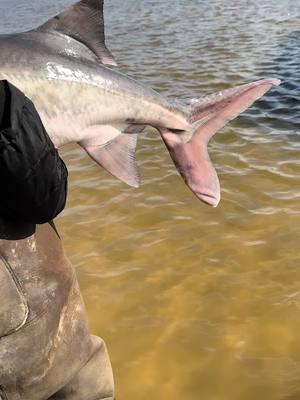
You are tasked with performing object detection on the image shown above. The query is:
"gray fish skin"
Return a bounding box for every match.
[0,31,188,147]
[0,0,280,206]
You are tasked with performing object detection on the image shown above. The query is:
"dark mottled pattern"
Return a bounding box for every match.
[1,1,299,400]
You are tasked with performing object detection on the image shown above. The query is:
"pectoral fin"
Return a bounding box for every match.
[36,0,116,65]
[80,126,141,187]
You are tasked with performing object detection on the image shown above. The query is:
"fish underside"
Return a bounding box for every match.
[0,0,280,206]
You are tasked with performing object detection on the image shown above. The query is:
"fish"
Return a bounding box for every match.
[0,0,280,207]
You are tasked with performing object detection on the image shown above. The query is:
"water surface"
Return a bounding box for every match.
[1,1,299,399]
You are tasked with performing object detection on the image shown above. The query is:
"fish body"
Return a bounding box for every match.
[0,31,187,146]
[0,0,280,206]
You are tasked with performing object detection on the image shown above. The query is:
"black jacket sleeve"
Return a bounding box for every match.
[0,80,68,225]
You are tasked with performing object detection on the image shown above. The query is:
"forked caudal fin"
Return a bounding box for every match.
[160,79,281,207]
[36,0,116,66]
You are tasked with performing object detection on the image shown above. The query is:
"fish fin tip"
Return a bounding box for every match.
[160,128,221,207]
[100,57,118,66]
[269,78,281,86]
[81,132,140,188]
[188,78,280,142]
[36,0,117,66]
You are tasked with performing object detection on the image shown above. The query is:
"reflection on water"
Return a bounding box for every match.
[3,0,300,399]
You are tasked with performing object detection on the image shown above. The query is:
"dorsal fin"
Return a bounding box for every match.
[36,0,116,66]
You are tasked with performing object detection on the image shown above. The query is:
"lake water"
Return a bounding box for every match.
[1,1,299,399]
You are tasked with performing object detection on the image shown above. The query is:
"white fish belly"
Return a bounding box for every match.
[0,69,188,147]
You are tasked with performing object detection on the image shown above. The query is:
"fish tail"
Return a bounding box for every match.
[160,79,281,206]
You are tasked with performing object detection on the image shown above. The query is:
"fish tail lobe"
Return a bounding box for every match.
[160,79,281,206]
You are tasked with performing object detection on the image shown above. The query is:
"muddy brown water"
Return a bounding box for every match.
[1,0,300,399]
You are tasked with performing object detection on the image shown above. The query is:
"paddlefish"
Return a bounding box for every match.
[0,0,280,206]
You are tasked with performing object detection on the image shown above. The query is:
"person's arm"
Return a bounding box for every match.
[0,80,68,225]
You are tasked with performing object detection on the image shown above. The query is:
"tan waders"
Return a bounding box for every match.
[0,223,114,400]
